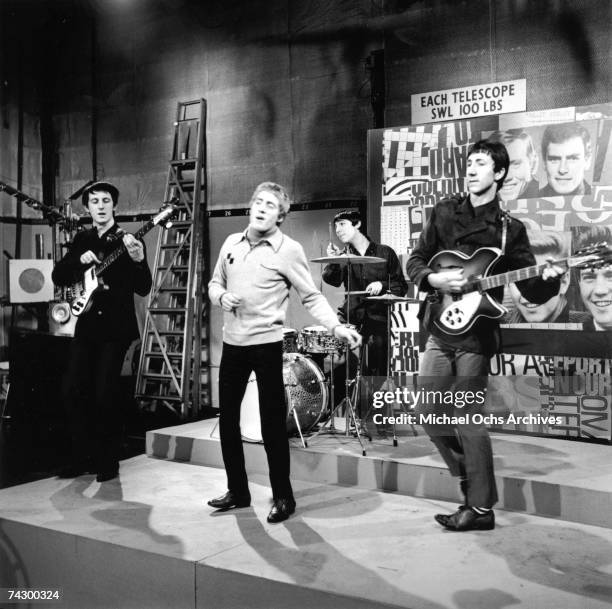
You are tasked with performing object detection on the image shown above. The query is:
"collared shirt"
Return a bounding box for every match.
[209,228,340,346]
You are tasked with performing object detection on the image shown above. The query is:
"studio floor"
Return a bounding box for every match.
[1,419,612,609]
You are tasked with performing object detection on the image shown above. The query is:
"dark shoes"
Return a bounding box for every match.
[207,491,251,510]
[435,507,495,531]
[206,492,295,522]
[267,498,296,523]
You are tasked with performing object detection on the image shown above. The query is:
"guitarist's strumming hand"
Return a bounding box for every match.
[428,269,467,293]
[80,250,101,265]
[123,234,145,262]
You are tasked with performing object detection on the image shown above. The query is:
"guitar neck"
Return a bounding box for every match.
[96,222,152,275]
[472,261,554,291]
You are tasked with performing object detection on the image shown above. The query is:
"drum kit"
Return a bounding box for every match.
[239,324,351,447]
[239,253,411,453]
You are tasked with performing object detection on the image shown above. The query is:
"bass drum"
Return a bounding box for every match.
[240,353,328,442]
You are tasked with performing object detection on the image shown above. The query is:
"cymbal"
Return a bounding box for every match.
[311,254,386,264]
[366,294,411,303]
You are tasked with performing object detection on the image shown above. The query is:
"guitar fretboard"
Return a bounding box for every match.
[472,262,550,290]
[96,220,155,275]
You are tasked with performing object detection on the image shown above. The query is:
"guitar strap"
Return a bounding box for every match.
[500,211,508,255]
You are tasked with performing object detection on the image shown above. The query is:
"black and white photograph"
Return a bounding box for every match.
[1,1,612,608]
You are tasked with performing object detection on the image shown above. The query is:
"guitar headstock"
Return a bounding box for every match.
[571,242,612,270]
[152,198,180,228]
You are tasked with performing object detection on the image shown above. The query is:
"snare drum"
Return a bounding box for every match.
[300,325,344,354]
[282,327,299,353]
[239,353,328,442]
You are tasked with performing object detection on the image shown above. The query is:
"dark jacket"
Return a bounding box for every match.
[406,194,560,354]
[322,241,407,325]
[52,223,152,341]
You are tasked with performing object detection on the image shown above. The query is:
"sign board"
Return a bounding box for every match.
[411,79,526,124]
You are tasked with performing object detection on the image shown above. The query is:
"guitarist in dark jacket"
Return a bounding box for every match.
[406,140,563,531]
[52,181,152,482]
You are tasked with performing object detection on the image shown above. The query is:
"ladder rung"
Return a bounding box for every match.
[163,220,193,228]
[170,158,198,165]
[145,330,185,336]
[168,180,194,188]
[155,288,188,294]
[145,351,183,358]
[160,243,187,249]
[179,99,205,108]
[157,265,189,271]
[168,183,204,191]
[140,372,180,380]
[148,307,186,314]
[137,393,183,402]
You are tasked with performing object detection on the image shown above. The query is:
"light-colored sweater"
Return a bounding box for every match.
[209,228,340,346]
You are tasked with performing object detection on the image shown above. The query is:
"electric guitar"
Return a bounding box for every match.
[68,202,178,316]
[428,244,612,335]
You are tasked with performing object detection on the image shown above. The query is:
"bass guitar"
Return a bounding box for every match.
[69,202,178,316]
[428,244,612,335]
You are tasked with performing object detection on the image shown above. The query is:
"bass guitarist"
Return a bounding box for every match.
[406,140,563,531]
[52,181,152,482]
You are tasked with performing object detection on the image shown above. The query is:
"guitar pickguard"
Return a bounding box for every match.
[70,267,100,316]
[429,247,505,335]
[435,292,507,335]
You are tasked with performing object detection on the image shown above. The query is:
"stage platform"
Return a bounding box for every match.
[1,422,612,609]
[148,418,612,530]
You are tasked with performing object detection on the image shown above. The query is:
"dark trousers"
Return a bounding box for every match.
[418,336,497,508]
[61,336,130,472]
[219,341,293,500]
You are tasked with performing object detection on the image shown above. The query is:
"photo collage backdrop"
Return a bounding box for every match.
[373,102,612,441]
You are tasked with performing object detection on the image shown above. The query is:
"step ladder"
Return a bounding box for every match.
[135,99,209,419]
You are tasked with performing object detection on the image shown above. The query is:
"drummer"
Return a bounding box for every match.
[322,210,407,419]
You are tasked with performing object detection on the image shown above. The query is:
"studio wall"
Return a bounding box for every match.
[1,0,611,405]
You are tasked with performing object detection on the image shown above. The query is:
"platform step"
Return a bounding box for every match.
[146,419,612,530]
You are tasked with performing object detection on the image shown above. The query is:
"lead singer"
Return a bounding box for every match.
[208,182,361,523]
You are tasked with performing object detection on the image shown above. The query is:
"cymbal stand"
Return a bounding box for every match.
[327,350,337,432]
[309,258,367,455]
[347,343,371,442]
[383,295,399,446]
[358,294,396,445]
[288,401,308,448]
[360,293,418,445]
